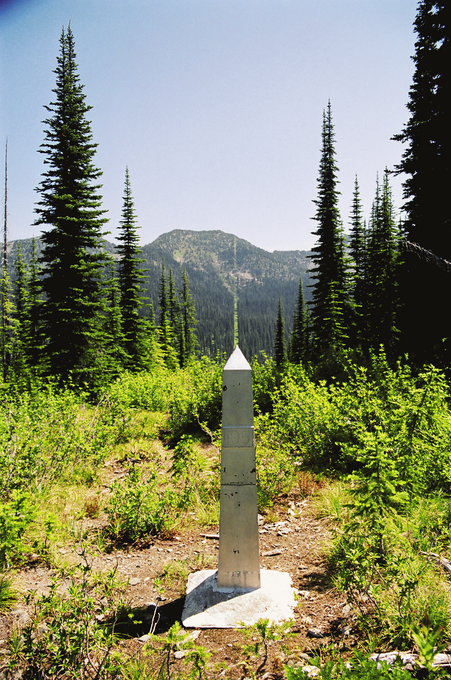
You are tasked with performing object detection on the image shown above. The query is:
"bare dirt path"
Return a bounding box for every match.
[1,492,357,678]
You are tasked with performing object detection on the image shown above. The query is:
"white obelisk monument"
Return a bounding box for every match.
[217,346,260,590]
[182,346,296,628]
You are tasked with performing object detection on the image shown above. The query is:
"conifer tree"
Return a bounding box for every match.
[14,244,29,335]
[309,102,348,361]
[348,176,366,347]
[116,167,147,369]
[179,268,198,367]
[289,276,308,363]
[393,0,450,364]
[274,297,287,368]
[104,262,128,371]
[365,171,400,356]
[158,259,177,368]
[26,238,44,371]
[0,266,16,382]
[12,244,29,376]
[34,25,109,383]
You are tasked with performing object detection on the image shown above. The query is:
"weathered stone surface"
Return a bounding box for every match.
[182,569,296,628]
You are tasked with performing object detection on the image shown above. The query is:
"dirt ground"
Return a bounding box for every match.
[0,482,361,679]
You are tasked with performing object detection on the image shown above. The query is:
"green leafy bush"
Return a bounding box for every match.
[106,463,177,543]
[0,491,36,568]
[7,560,128,678]
[0,571,17,611]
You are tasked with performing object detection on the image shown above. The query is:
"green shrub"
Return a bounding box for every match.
[0,571,17,611]
[106,463,177,543]
[7,561,128,678]
[0,491,36,568]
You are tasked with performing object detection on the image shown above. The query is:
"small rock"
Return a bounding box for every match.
[342,604,352,617]
[303,664,321,677]
[200,534,219,540]
[186,630,200,641]
[139,634,150,642]
[174,650,185,659]
[299,653,312,662]
[129,577,140,586]
[307,628,324,639]
[11,609,30,626]
[262,549,282,557]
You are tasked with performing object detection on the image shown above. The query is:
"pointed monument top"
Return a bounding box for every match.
[224,345,251,371]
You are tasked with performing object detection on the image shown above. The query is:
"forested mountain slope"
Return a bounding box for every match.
[7,229,313,358]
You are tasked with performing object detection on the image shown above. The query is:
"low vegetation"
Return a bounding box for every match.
[1,352,451,678]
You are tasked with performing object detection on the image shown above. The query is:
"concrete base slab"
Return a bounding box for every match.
[182,569,296,628]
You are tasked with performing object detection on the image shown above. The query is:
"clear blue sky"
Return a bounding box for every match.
[1,0,417,252]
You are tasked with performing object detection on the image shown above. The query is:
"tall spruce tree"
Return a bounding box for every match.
[0,266,15,382]
[26,238,44,371]
[274,297,287,368]
[34,25,109,382]
[158,259,177,368]
[393,0,450,364]
[179,268,198,368]
[289,276,308,363]
[104,262,128,371]
[309,102,348,361]
[365,171,400,356]
[12,244,29,377]
[348,176,366,348]
[116,167,147,369]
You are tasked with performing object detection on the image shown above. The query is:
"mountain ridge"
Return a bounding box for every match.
[6,229,313,358]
